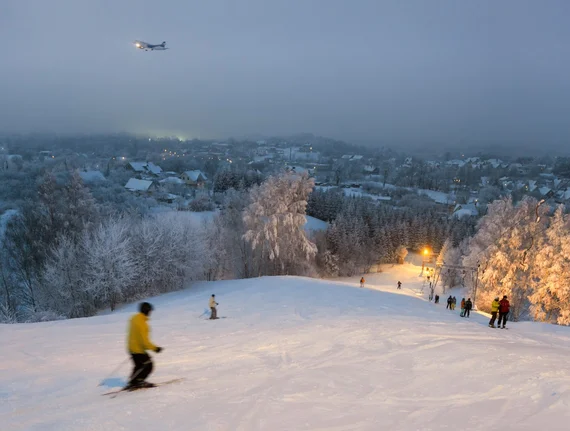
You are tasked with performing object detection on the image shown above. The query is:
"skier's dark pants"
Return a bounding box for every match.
[489,311,498,326]
[130,353,153,383]
[446,302,450,309]
[464,309,470,317]
[498,312,508,327]
[210,307,217,319]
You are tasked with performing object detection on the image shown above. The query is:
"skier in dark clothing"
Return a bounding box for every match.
[126,302,163,389]
[463,298,473,317]
[397,281,402,290]
[498,296,510,328]
[434,294,439,304]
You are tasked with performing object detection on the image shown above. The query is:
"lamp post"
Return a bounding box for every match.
[421,247,430,276]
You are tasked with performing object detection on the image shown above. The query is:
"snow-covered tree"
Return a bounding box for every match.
[463,197,548,319]
[42,234,91,318]
[396,246,408,264]
[529,206,570,324]
[243,172,317,275]
[62,170,98,240]
[83,219,137,311]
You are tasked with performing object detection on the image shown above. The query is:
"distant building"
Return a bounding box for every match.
[452,203,479,219]
[125,178,154,193]
[180,170,208,187]
[127,161,163,176]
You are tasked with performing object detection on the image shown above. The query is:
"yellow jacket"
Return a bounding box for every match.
[209,297,217,308]
[128,312,157,354]
[491,300,500,312]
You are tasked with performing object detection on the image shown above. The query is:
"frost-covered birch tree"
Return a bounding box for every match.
[243,172,317,275]
[84,219,137,311]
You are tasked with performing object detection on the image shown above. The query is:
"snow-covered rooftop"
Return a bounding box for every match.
[125,178,153,192]
[146,162,162,175]
[160,177,184,185]
[79,170,106,183]
[182,170,208,182]
[128,162,147,172]
[539,187,552,196]
[129,162,163,175]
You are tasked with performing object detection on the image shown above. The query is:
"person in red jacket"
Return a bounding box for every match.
[498,295,510,329]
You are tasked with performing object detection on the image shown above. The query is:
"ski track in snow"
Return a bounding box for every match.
[2,263,570,430]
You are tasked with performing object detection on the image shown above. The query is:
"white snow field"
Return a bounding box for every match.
[2,262,570,431]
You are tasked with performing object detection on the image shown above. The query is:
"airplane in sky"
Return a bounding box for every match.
[133,40,168,51]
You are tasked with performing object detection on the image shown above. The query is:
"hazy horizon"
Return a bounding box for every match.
[2,0,570,148]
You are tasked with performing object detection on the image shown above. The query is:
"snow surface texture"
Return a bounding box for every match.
[2,262,570,430]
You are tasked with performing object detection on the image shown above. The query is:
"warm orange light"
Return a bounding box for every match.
[423,248,429,255]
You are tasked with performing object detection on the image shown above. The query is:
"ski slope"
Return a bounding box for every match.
[2,263,570,431]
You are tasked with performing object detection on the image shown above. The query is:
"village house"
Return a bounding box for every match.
[180,170,208,188]
[125,178,155,194]
[126,161,163,176]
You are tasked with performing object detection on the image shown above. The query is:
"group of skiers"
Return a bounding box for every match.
[445,296,474,317]
[124,294,220,390]
[446,296,457,310]
[443,294,510,326]
[460,298,473,317]
[489,295,510,329]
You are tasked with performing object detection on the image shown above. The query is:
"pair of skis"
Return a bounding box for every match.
[102,378,184,398]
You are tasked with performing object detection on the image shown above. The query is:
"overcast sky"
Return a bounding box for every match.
[2,0,570,147]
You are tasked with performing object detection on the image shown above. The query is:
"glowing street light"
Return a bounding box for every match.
[422,247,431,274]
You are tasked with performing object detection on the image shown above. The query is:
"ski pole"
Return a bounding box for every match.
[98,357,130,386]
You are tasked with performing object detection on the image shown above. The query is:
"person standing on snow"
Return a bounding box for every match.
[460,298,466,317]
[126,302,163,389]
[434,294,439,304]
[360,277,365,288]
[446,295,452,309]
[209,294,219,319]
[397,281,402,290]
[463,298,473,317]
[489,297,500,328]
[451,296,457,310]
[498,295,510,329]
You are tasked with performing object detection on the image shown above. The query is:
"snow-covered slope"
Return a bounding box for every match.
[2,264,570,431]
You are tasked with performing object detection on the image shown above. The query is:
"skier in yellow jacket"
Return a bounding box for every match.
[489,297,500,328]
[126,302,163,389]
[209,294,219,319]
